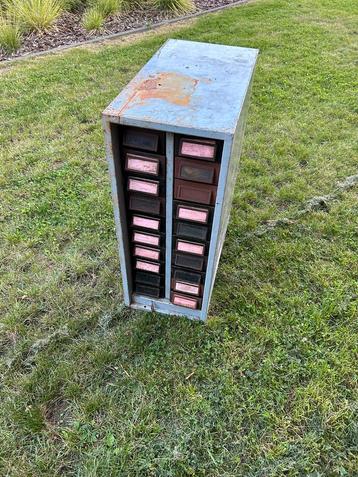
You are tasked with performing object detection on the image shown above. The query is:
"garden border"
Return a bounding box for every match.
[2,0,249,63]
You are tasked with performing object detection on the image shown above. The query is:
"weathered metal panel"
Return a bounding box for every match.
[103,39,258,137]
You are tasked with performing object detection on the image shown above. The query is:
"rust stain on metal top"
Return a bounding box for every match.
[118,72,199,115]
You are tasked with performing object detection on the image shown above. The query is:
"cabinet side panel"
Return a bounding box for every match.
[200,77,254,319]
[103,119,132,304]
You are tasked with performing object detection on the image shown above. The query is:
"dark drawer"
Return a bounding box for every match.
[174,253,207,272]
[129,194,163,216]
[171,292,202,310]
[135,283,161,298]
[132,231,161,248]
[135,270,161,287]
[131,215,160,232]
[174,179,216,205]
[175,221,209,241]
[175,157,220,185]
[133,245,161,262]
[124,150,165,177]
[178,137,217,161]
[122,127,160,153]
[175,239,205,256]
[175,202,213,225]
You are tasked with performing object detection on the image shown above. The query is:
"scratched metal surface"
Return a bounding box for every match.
[103,39,258,137]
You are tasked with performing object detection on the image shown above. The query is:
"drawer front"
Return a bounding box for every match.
[135,283,161,298]
[128,177,159,196]
[174,269,202,284]
[133,231,160,247]
[129,194,162,215]
[135,270,161,287]
[176,203,211,224]
[174,253,205,272]
[133,245,160,261]
[175,157,220,184]
[132,215,160,231]
[174,179,216,205]
[179,138,217,161]
[176,239,205,256]
[123,128,159,152]
[175,222,208,241]
[125,152,159,176]
[135,259,160,274]
[171,292,201,309]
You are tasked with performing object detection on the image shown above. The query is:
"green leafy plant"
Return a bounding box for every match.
[153,0,194,14]
[8,0,63,31]
[94,0,120,17]
[0,18,21,52]
[82,6,104,30]
[60,0,88,11]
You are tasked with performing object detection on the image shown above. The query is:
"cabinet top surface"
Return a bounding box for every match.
[103,39,258,136]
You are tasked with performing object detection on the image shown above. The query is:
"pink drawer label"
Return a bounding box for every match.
[128,178,158,195]
[181,142,215,159]
[127,156,158,175]
[175,281,200,295]
[132,216,160,230]
[134,246,160,261]
[173,294,197,309]
[136,260,160,274]
[178,206,208,223]
[177,240,204,255]
[133,232,159,247]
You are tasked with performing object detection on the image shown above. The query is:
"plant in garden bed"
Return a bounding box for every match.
[82,6,104,30]
[7,0,63,31]
[0,17,21,52]
[153,0,194,14]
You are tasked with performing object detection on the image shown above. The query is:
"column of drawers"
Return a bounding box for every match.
[170,136,222,310]
[119,126,166,299]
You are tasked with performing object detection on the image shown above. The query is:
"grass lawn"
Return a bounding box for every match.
[0,0,357,475]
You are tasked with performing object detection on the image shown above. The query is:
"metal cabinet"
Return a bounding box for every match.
[103,39,258,320]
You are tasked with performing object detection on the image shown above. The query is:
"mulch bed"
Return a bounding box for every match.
[1,0,243,61]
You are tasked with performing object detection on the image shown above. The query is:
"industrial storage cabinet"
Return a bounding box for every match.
[103,39,258,321]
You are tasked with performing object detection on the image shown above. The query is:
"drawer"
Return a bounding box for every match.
[125,152,160,176]
[175,202,213,225]
[131,215,160,232]
[135,283,161,298]
[135,259,161,274]
[129,194,163,216]
[178,137,217,161]
[133,245,161,261]
[172,269,203,297]
[174,179,216,205]
[122,127,159,152]
[171,292,201,310]
[175,239,205,256]
[128,177,160,196]
[135,270,161,287]
[133,231,161,248]
[175,221,209,241]
[174,253,206,272]
[175,157,220,185]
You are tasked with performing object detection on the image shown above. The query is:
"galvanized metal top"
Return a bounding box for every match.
[103,39,258,138]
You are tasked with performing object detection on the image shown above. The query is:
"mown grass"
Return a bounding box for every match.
[0,0,357,475]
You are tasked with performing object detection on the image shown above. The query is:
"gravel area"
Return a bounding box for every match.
[1,0,245,61]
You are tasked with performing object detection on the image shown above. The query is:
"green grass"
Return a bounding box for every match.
[153,0,194,15]
[0,0,357,475]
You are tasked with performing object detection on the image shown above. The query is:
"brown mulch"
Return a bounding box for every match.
[1,0,243,61]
